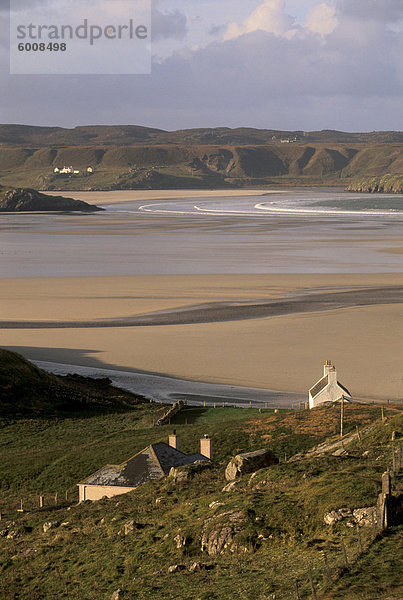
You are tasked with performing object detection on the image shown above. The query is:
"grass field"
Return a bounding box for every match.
[0,400,401,599]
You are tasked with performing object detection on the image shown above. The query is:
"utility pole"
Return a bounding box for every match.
[340,396,344,439]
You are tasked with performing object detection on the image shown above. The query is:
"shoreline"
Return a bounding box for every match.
[42,188,290,205]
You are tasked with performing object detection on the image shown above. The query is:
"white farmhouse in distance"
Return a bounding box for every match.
[309,360,352,409]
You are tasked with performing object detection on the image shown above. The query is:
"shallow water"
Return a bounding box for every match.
[33,360,305,408]
[0,189,402,277]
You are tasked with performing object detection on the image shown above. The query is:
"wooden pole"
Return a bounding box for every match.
[340,396,344,439]
[294,580,301,600]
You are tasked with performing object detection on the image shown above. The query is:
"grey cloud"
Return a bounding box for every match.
[152,1,187,41]
[337,0,403,22]
[1,4,402,131]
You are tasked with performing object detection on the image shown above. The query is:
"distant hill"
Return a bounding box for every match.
[0,124,401,191]
[0,349,145,416]
[0,124,402,147]
[0,188,103,212]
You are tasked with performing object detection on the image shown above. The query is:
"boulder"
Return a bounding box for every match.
[222,481,237,493]
[168,564,186,574]
[189,562,214,572]
[124,520,135,536]
[324,507,376,526]
[43,521,59,533]
[225,448,279,481]
[201,510,248,556]
[173,534,189,549]
[169,460,212,483]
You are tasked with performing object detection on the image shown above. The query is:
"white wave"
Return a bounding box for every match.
[255,202,398,217]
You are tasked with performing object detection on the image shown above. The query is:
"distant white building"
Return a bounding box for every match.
[309,360,352,409]
[55,166,80,175]
[87,166,94,173]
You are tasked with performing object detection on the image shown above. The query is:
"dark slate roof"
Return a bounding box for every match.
[337,381,352,398]
[309,375,328,398]
[80,443,208,488]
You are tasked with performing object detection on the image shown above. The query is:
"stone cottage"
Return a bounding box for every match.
[78,433,212,502]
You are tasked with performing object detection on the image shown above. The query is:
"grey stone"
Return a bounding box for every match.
[43,521,59,533]
[189,562,213,572]
[201,510,248,556]
[168,564,186,574]
[222,481,237,493]
[6,530,20,540]
[173,534,189,549]
[169,460,211,483]
[225,448,278,481]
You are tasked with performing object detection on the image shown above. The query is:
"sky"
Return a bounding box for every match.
[1,0,402,131]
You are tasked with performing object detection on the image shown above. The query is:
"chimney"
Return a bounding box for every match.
[200,434,212,460]
[168,430,179,451]
[324,359,333,376]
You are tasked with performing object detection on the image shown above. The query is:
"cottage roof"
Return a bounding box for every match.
[309,375,328,398]
[79,442,208,488]
[337,381,352,398]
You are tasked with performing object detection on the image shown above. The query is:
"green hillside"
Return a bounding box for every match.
[0,124,401,190]
[1,124,402,147]
[0,375,401,600]
[0,349,145,417]
[0,142,402,191]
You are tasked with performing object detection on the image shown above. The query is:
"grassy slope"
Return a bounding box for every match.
[0,142,401,191]
[0,401,401,600]
[0,348,146,416]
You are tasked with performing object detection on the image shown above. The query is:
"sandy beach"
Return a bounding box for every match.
[1,273,402,401]
[44,189,285,206]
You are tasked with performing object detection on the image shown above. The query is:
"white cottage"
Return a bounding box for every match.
[309,360,352,409]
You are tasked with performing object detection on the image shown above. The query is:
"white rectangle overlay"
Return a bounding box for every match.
[10,0,151,75]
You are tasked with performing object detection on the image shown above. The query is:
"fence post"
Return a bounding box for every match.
[294,580,301,600]
[39,495,44,508]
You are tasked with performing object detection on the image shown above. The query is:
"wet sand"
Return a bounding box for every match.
[1,273,402,401]
[44,189,284,206]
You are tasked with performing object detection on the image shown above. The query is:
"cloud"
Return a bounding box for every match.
[0,0,402,131]
[336,0,403,23]
[224,0,296,40]
[305,3,338,36]
[152,0,187,41]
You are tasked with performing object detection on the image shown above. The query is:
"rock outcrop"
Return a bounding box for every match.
[324,507,376,527]
[169,460,212,483]
[0,188,103,212]
[155,400,184,426]
[225,448,279,481]
[201,510,248,555]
